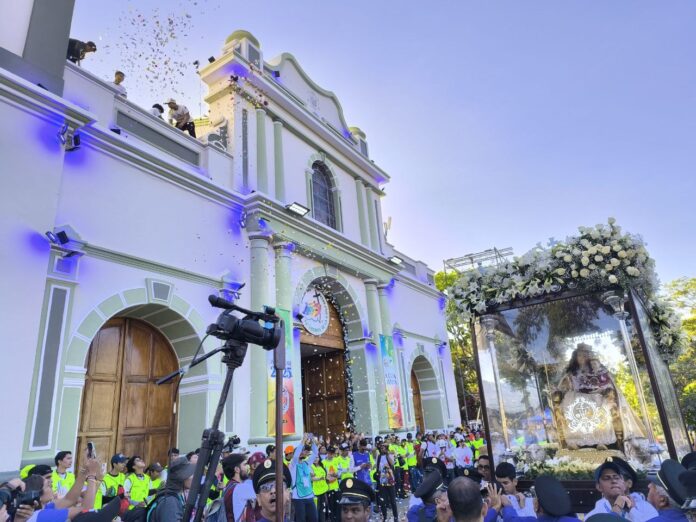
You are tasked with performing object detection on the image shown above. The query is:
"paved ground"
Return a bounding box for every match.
[368,495,411,522]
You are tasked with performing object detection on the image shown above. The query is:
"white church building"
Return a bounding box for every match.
[0,2,460,476]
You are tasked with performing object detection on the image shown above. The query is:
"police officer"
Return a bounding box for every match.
[253,459,293,522]
[338,478,374,522]
[407,470,446,522]
[500,476,580,522]
[645,460,689,522]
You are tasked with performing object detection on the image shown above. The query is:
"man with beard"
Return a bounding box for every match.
[253,460,293,522]
[233,452,267,522]
[585,459,657,521]
[221,453,248,522]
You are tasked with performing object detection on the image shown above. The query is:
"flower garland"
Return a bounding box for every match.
[448,218,685,361]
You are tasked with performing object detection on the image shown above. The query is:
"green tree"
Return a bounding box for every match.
[435,270,479,423]
[666,277,696,426]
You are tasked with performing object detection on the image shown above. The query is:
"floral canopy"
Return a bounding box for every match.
[447,219,685,362]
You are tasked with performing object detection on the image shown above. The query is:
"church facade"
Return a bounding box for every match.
[0,5,459,476]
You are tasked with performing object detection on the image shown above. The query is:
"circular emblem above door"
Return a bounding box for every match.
[300,290,330,336]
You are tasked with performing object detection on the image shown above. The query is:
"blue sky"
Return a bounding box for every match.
[71,1,696,285]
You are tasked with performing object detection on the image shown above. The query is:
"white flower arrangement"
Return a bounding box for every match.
[448,219,686,361]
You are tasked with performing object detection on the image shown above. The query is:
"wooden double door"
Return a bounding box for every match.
[77,318,178,467]
[411,369,425,434]
[302,351,347,437]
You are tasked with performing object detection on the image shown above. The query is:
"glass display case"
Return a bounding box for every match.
[472,289,689,481]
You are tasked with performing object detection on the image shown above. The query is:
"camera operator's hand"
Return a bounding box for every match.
[13,503,36,522]
[5,478,25,491]
[85,457,103,480]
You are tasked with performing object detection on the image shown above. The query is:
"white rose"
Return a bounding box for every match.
[608,275,618,284]
[605,264,613,271]
[618,250,627,258]
[612,243,621,252]
[608,217,616,225]
[588,247,597,255]
[563,255,572,262]
[589,264,597,270]
[581,257,590,266]
[602,246,611,255]
[611,258,620,266]
[571,270,579,278]
[580,269,590,278]
[555,268,566,276]
[595,255,604,262]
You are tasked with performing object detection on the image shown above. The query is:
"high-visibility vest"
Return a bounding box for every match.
[96,472,125,509]
[311,464,329,496]
[405,443,417,468]
[51,470,75,497]
[388,445,401,468]
[323,457,340,491]
[337,455,353,480]
[396,446,408,469]
[125,473,151,508]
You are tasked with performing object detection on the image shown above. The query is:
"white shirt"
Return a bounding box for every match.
[112,82,127,97]
[232,479,255,522]
[453,446,474,468]
[585,497,658,522]
[169,104,190,125]
[503,495,536,518]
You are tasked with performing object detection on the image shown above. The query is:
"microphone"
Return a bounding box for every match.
[208,294,235,310]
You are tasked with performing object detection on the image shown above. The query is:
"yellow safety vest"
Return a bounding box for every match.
[311,464,329,496]
[125,473,151,508]
[324,457,340,491]
[405,443,417,468]
[397,446,408,469]
[51,470,76,497]
[337,455,353,480]
[96,472,125,509]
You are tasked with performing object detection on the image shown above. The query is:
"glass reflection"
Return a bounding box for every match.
[475,292,671,478]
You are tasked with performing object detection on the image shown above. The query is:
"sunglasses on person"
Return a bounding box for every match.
[259,482,288,493]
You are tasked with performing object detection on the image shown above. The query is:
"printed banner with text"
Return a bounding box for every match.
[267,309,296,436]
[380,334,404,429]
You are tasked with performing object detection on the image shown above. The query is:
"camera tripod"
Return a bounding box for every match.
[157,311,287,522]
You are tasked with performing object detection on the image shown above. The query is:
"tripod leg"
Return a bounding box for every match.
[194,433,225,521]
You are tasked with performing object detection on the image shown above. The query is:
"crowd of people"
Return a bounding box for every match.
[3,427,696,522]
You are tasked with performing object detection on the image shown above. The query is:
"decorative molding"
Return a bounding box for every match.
[81,243,223,287]
[64,365,87,375]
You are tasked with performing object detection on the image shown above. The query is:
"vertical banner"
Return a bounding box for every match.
[267,309,296,436]
[380,334,404,429]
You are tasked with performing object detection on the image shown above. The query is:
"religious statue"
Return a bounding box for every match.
[552,343,646,453]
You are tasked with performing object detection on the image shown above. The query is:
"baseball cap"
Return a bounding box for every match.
[339,442,350,451]
[111,453,128,465]
[147,462,164,473]
[165,98,176,104]
[284,445,295,455]
[248,452,266,467]
[594,460,624,483]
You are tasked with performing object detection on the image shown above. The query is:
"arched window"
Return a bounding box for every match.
[311,162,337,229]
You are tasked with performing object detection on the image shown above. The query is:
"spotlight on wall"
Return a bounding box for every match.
[239,210,247,229]
[57,123,81,151]
[388,256,403,265]
[285,202,310,217]
[45,230,70,245]
[57,123,68,145]
[208,56,216,64]
[66,133,81,151]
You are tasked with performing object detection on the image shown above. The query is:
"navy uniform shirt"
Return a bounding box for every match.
[502,506,581,522]
[407,502,437,522]
[646,509,689,522]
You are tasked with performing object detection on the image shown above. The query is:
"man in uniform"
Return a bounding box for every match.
[499,475,580,522]
[447,477,486,522]
[585,458,658,521]
[338,478,374,522]
[407,468,447,522]
[253,459,293,522]
[646,460,689,522]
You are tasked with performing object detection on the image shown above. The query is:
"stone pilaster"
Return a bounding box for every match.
[255,108,268,193]
[273,120,285,202]
[354,179,369,246]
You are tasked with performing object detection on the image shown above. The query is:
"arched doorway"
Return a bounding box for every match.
[300,289,347,437]
[411,355,446,431]
[411,369,425,434]
[77,318,178,466]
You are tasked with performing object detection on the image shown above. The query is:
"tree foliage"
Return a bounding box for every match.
[666,277,696,426]
[435,270,479,422]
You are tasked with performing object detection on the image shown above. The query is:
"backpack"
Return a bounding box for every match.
[204,480,239,522]
[121,492,178,522]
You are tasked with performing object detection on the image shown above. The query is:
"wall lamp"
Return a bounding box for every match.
[285,202,310,217]
[57,123,81,151]
[388,256,403,265]
[45,230,69,245]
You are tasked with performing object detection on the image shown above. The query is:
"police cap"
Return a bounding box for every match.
[534,476,571,517]
[252,459,292,494]
[423,456,447,478]
[339,478,374,505]
[462,467,483,484]
[681,452,696,471]
[414,470,445,502]
[649,459,687,506]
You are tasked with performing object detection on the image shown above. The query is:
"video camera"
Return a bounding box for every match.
[0,487,41,517]
[206,295,281,350]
